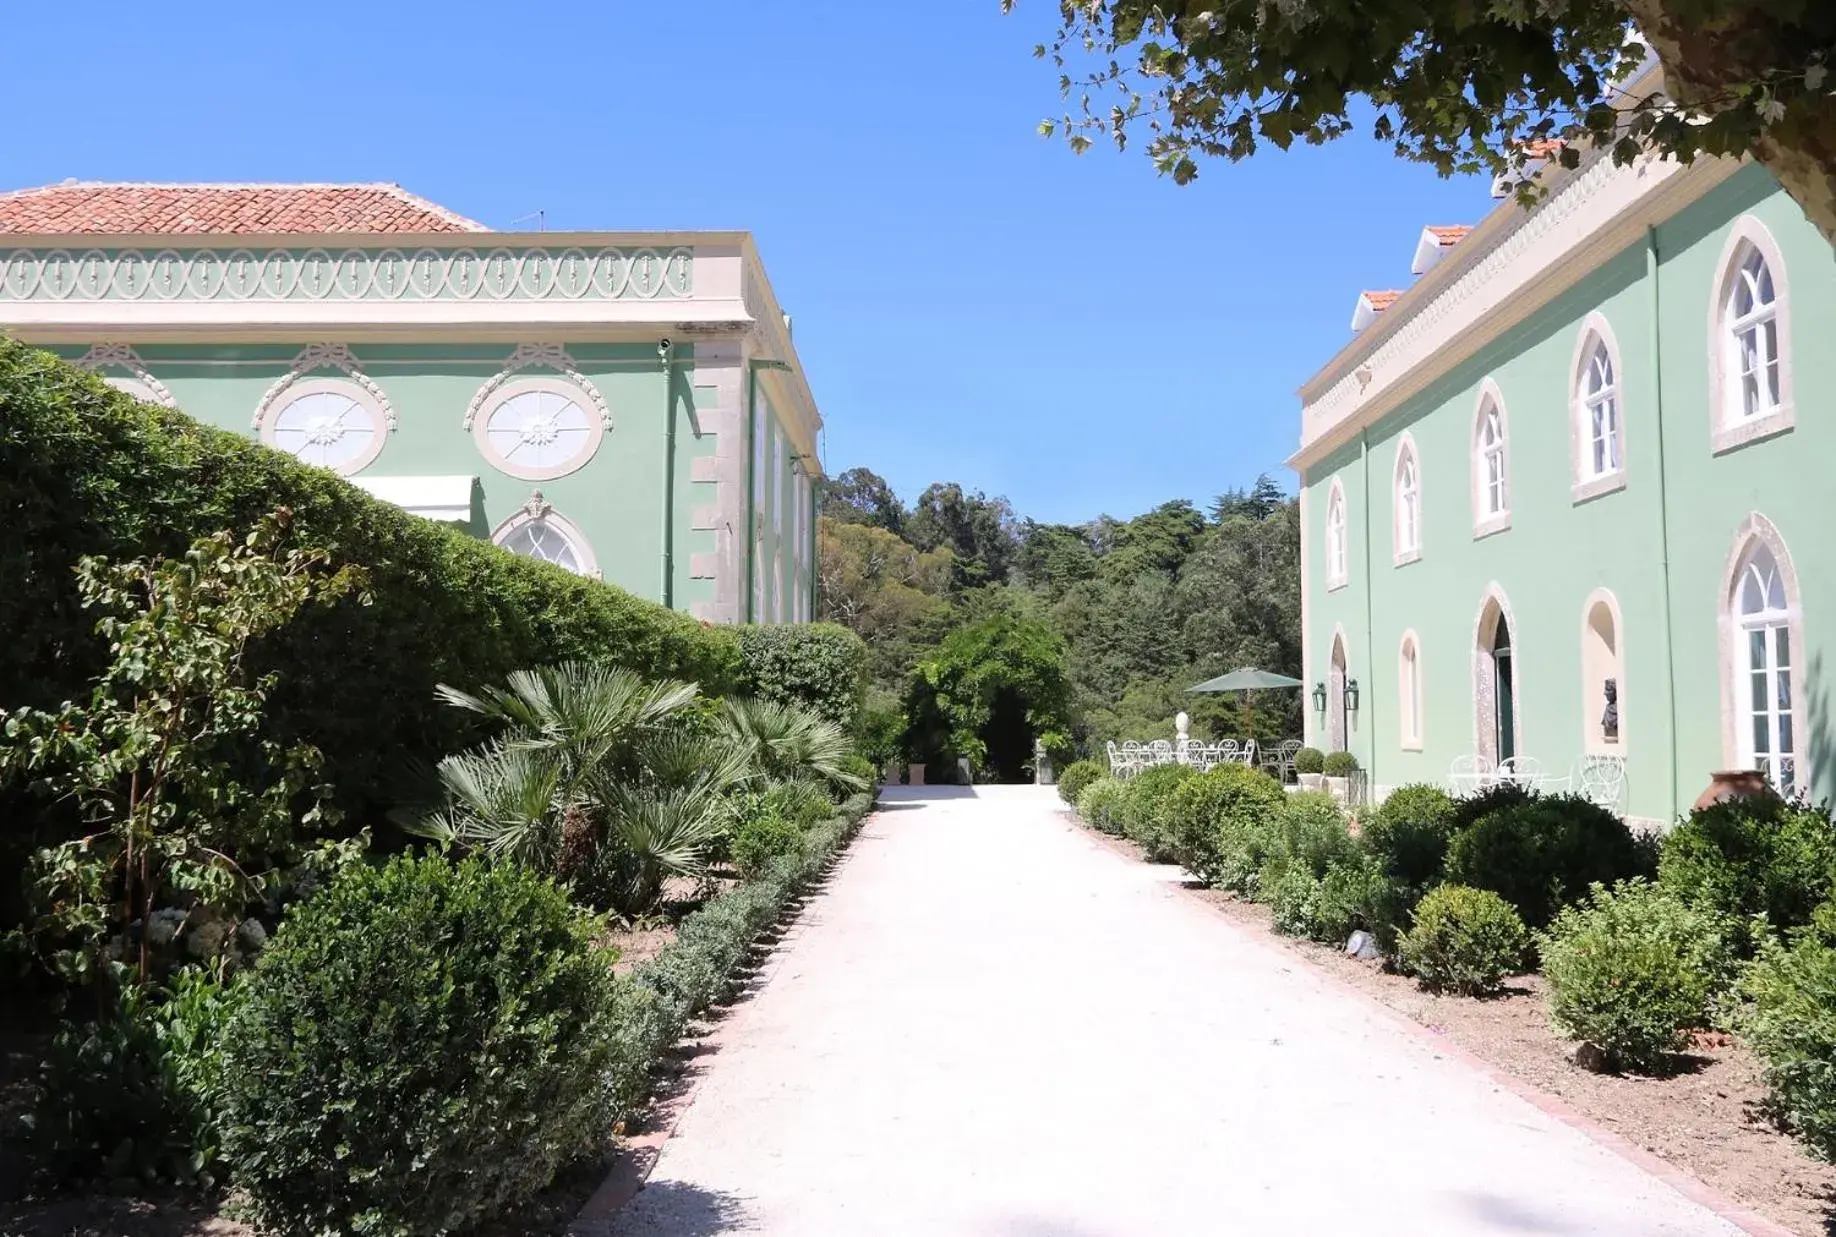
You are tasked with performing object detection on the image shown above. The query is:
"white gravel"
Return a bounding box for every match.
[604,785,1747,1236]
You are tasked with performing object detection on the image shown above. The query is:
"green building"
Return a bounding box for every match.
[0,181,823,625]
[1294,134,1836,827]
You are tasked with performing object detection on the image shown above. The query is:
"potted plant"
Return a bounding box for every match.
[1294,747,1326,791]
[1322,750,1360,803]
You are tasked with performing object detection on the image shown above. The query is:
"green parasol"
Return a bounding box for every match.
[1188,668,1305,739]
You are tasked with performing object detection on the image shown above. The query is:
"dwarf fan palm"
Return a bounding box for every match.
[719,697,867,792]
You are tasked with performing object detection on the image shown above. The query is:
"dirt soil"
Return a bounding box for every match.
[1081,824,1836,1237]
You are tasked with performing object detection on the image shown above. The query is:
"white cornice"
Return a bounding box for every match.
[1291,150,1742,473]
[0,228,753,249]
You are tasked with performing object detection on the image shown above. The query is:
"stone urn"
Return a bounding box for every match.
[1298,772,1326,792]
[1693,769,1775,812]
[908,762,926,787]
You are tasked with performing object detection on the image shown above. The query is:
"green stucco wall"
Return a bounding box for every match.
[1302,165,1836,823]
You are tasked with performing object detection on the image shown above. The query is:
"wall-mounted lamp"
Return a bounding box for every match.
[1311,682,1328,714]
[1344,678,1361,714]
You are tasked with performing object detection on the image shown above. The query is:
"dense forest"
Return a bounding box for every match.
[816,468,1302,780]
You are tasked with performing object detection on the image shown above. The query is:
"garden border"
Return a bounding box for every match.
[1066,806,1797,1237]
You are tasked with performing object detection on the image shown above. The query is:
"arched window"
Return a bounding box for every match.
[1399,632,1423,750]
[1472,384,1510,535]
[1578,340,1619,477]
[492,492,599,579]
[1393,437,1421,564]
[1711,219,1794,452]
[1325,480,1348,589]
[1731,538,1798,794]
[1581,590,1625,755]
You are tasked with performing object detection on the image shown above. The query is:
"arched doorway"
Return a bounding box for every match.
[1328,631,1349,752]
[1474,591,1519,766]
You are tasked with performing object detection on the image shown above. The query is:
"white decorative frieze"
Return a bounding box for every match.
[72,342,176,407]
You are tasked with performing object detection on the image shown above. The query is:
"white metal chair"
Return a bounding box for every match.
[1239,739,1259,767]
[1496,755,1545,790]
[1449,753,1494,794]
[1150,739,1175,766]
[1578,755,1627,812]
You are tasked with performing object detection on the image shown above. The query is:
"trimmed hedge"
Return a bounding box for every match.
[1056,758,1108,807]
[735,623,868,732]
[1443,792,1650,930]
[1400,884,1528,996]
[1659,796,1836,950]
[0,340,740,825]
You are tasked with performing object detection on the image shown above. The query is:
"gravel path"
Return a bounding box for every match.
[605,785,1750,1236]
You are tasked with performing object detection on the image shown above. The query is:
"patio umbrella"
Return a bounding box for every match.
[1188,667,1305,739]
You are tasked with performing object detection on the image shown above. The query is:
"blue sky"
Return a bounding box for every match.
[2,1,1493,525]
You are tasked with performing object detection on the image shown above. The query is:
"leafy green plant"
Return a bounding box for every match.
[1056,759,1109,807]
[25,967,238,1189]
[1315,858,1404,948]
[219,854,626,1237]
[1320,750,1359,777]
[1399,884,1528,996]
[1362,783,1456,892]
[1265,865,1324,938]
[1270,791,1359,880]
[1540,880,1734,1072]
[1292,747,1325,775]
[1744,909,1836,1158]
[735,622,868,732]
[1162,762,1285,882]
[1443,792,1650,930]
[1077,778,1128,835]
[1113,763,1196,861]
[854,696,907,768]
[730,810,804,879]
[1660,796,1836,951]
[0,513,361,985]
[719,696,868,793]
[902,613,1076,781]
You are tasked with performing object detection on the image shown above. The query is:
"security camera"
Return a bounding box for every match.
[657,338,672,355]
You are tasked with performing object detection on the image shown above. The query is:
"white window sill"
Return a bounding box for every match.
[1472,512,1511,540]
[1393,547,1421,568]
[1712,405,1794,455]
[1571,470,1626,505]
[1400,738,1424,752]
[1326,577,1349,593]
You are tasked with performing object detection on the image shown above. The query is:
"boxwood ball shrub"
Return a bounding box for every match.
[1271,791,1359,880]
[1540,879,1733,1073]
[1361,783,1456,894]
[1265,865,1325,938]
[1659,795,1836,950]
[1744,911,1836,1158]
[1056,759,1109,808]
[1320,750,1360,777]
[1114,763,1196,862]
[1443,792,1650,930]
[735,623,868,732]
[1399,884,1529,996]
[1163,763,1285,883]
[218,854,626,1237]
[1077,778,1128,835]
[731,810,805,879]
[1292,747,1324,775]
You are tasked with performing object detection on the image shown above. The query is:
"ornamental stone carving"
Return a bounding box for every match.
[251,344,396,433]
[0,246,693,303]
[72,343,176,407]
[463,344,610,431]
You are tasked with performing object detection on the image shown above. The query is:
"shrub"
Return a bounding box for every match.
[1057,759,1109,807]
[837,752,879,791]
[218,855,627,1237]
[1162,763,1285,883]
[1265,865,1324,938]
[1443,793,1649,929]
[1293,747,1325,775]
[1316,858,1408,950]
[1321,750,1360,777]
[1399,884,1528,996]
[1540,880,1733,1072]
[1745,911,1836,1158]
[1362,783,1457,893]
[25,968,237,1189]
[1077,778,1128,835]
[731,810,805,878]
[735,623,868,732]
[1114,764,1196,861]
[1270,791,1359,879]
[1660,796,1836,949]
[854,695,906,768]
[0,340,739,836]
[1216,804,1283,896]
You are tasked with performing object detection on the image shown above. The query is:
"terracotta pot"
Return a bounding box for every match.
[1692,769,1775,812]
[909,762,926,787]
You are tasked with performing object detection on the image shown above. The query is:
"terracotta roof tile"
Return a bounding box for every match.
[1425,225,1471,245]
[1361,290,1402,311]
[0,182,488,235]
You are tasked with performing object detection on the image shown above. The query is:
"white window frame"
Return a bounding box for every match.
[1324,478,1349,591]
[490,492,600,579]
[1399,630,1423,751]
[1392,434,1421,566]
[1709,217,1794,454]
[258,375,389,477]
[471,375,606,482]
[1719,515,1804,796]
[1470,380,1511,538]
[1570,314,1626,502]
